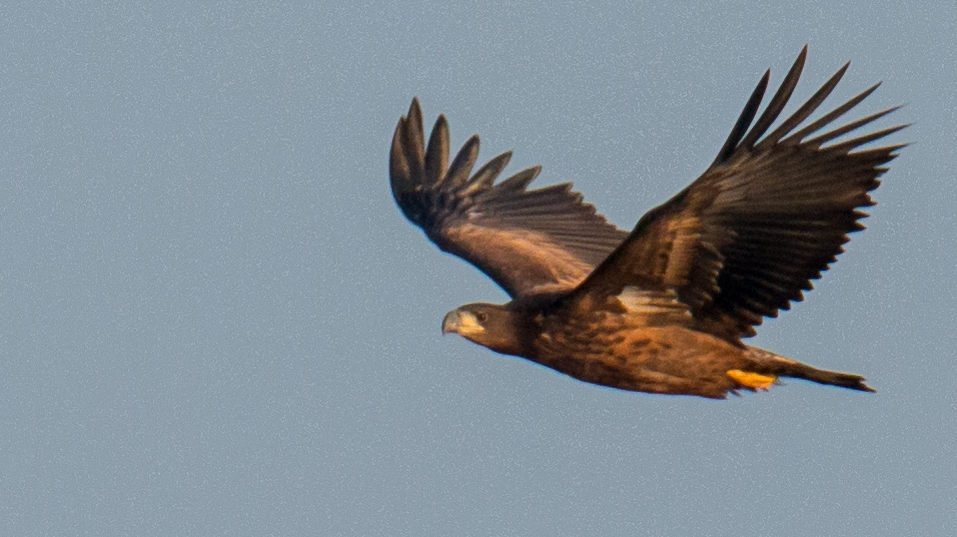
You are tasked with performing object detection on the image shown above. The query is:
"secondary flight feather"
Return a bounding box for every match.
[390,47,905,398]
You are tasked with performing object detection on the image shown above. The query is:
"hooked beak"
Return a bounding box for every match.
[442,310,460,335]
[442,309,484,337]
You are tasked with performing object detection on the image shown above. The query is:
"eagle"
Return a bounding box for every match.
[389,47,905,399]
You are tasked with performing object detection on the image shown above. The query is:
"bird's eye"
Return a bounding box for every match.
[476,312,488,323]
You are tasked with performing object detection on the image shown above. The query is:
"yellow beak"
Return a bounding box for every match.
[441,310,484,337]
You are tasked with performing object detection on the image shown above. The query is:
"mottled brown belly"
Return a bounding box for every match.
[532,325,753,398]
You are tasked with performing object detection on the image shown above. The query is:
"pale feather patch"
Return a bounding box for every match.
[616,287,692,326]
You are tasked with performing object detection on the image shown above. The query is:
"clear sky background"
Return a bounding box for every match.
[0,1,954,535]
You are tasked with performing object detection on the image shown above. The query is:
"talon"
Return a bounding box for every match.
[727,369,777,390]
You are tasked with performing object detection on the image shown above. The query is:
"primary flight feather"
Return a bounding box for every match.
[390,47,905,399]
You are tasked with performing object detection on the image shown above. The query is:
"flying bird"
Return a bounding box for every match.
[389,47,905,399]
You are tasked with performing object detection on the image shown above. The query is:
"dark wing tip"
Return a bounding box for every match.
[424,113,450,187]
[717,46,811,163]
[390,114,413,199]
[462,150,513,195]
[443,134,482,190]
[714,47,906,166]
[494,165,542,192]
[713,69,770,166]
[738,47,809,149]
[408,97,422,123]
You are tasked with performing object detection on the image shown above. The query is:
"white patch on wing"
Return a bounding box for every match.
[616,286,692,325]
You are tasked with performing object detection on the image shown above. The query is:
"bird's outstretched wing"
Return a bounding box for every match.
[565,46,906,342]
[390,98,628,299]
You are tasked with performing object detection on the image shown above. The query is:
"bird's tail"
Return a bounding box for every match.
[747,346,875,393]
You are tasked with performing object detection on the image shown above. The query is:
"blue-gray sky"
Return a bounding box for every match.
[1,1,954,535]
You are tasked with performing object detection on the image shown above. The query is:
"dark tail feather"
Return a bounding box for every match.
[748,347,875,393]
[783,364,876,392]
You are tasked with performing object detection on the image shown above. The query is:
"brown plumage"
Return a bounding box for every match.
[390,47,906,399]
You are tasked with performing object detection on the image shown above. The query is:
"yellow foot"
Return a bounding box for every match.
[727,370,777,390]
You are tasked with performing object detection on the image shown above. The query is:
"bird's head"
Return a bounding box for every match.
[441,303,522,357]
